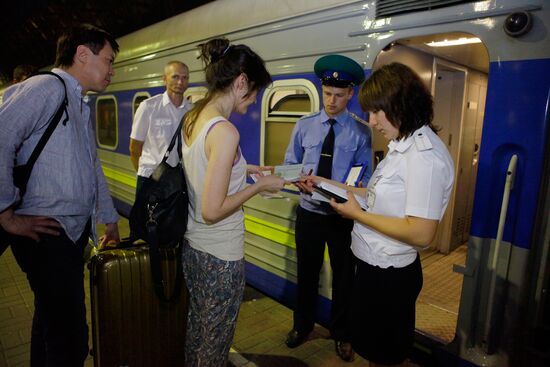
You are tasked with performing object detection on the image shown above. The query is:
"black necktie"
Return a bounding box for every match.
[317,119,336,179]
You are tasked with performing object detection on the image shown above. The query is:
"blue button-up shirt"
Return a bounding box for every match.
[0,68,119,243]
[284,108,372,215]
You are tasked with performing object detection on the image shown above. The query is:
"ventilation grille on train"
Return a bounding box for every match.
[376,0,476,18]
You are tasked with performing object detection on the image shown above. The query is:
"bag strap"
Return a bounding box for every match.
[143,115,187,303]
[147,223,184,303]
[160,118,184,165]
[15,72,69,190]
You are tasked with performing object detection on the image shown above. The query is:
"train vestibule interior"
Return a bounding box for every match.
[371,32,489,343]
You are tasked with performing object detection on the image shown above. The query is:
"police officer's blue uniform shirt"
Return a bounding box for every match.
[284,108,372,215]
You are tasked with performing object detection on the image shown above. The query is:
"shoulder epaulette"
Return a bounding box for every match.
[300,110,322,120]
[349,112,370,128]
[413,131,433,151]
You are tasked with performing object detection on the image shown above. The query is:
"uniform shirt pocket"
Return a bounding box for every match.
[152,118,173,138]
[302,136,322,166]
[371,165,406,217]
[333,142,358,172]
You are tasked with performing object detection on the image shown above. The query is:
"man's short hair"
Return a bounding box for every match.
[55,24,119,68]
[164,61,189,74]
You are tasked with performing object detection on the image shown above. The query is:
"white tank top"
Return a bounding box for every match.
[182,116,247,261]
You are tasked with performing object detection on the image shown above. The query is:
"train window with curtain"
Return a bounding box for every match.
[132,92,150,116]
[96,96,118,149]
[260,79,319,166]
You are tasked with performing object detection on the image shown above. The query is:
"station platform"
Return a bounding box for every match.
[0,219,372,367]
[0,216,456,366]
[0,246,373,367]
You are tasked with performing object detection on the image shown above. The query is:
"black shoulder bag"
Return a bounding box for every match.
[129,119,189,302]
[0,72,69,255]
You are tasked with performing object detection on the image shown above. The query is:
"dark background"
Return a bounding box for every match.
[0,0,214,87]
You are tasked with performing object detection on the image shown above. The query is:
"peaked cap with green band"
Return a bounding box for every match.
[314,54,365,88]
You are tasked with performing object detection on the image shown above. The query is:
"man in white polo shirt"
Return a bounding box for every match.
[129,60,193,192]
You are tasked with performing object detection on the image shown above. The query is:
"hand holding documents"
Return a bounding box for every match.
[273,164,303,182]
[312,181,368,210]
[250,170,284,199]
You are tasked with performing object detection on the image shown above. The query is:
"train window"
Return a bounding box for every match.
[184,86,208,104]
[269,93,311,114]
[96,96,118,150]
[132,92,150,116]
[260,79,319,166]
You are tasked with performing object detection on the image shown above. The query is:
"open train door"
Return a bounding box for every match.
[370,32,489,343]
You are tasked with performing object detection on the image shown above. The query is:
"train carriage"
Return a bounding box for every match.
[4,0,548,365]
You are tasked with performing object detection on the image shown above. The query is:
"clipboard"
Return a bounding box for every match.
[344,163,367,187]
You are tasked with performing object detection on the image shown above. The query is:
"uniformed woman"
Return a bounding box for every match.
[297,62,454,366]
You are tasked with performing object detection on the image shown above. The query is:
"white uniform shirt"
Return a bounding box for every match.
[130,92,193,177]
[351,125,455,268]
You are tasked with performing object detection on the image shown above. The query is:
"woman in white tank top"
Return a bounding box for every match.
[181,38,286,366]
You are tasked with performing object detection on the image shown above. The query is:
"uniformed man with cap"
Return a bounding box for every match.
[283,54,372,361]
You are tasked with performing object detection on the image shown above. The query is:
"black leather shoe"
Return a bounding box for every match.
[285,329,308,348]
[335,341,355,362]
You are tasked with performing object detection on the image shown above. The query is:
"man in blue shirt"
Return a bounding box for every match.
[0,24,120,366]
[284,54,372,362]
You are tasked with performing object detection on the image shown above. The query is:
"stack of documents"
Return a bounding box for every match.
[312,181,368,210]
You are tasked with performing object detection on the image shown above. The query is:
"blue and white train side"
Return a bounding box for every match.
[5,0,548,365]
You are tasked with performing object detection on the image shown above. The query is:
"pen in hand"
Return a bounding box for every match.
[296,168,315,194]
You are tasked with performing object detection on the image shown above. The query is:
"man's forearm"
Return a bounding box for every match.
[130,153,140,171]
[128,139,144,172]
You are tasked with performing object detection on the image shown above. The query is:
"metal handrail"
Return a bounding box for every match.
[483,154,518,350]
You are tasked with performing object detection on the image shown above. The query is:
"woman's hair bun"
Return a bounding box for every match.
[199,38,230,64]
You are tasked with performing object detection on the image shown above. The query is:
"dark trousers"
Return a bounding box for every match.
[293,206,354,341]
[136,175,147,197]
[11,221,91,367]
[351,254,422,364]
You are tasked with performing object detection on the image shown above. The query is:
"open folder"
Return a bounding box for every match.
[312,181,368,210]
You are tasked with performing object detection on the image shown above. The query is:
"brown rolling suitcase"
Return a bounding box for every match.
[89,245,188,367]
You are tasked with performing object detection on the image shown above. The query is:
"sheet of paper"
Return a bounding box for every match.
[345,165,364,186]
[258,192,284,199]
[250,170,272,182]
[273,164,303,182]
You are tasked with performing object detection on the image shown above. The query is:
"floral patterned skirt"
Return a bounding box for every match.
[182,243,245,366]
